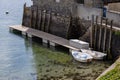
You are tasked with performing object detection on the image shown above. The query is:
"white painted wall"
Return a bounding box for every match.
[106,11,120,27]
[77,5,102,20]
[77,5,120,27]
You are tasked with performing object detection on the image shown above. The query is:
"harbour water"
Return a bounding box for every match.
[0,0,112,80]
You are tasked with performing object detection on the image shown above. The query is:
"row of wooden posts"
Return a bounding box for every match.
[90,15,113,58]
[22,3,51,32]
[22,3,114,58]
[22,3,71,39]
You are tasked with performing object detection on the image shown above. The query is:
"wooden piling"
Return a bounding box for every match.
[108,20,113,51]
[37,10,42,30]
[31,9,34,28]
[66,16,71,39]
[90,15,94,48]
[45,12,51,32]
[103,18,108,52]
[41,10,46,31]
[94,16,98,50]
[22,3,26,26]
[98,17,103,51]
[35,6,38,29]
[33,8,37,29]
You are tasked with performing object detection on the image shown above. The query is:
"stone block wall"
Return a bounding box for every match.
[106,11,120,27]
[32,0,77,16]
[108,3,120,12]
[22,5,73,39]
[84,0,103,8]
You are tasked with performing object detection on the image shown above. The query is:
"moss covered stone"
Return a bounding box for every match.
[114,30,120,36]
[98,60,120,80]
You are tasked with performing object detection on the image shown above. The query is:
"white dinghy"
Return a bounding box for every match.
[81,49,107,60]
[71,50,93,63]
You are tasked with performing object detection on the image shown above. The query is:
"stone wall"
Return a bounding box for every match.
[108,3,120,12]
[77,5,103,20]
[23,5,84,39]
[84,0,103,8]
[106,11,120,27]
[32,0,77,16]
[77,5,120,27]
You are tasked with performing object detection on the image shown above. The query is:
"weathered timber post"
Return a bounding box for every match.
[37,10,42,30]
[90,15,94,48]
[66,15,71,39]
[22,3,26,26]
[29,8,32,28]
[31,8,33,28]
[33,8,37,29]
[35,6,38,29]
[45,12,51,33]
[108,20,113,52]
[31,9,34,28]
[41,10,46,31]
[94,16,98,50]
[103,18,108,52]
[66,16,72,39]
[98,17,103,51]
[107,20,113,59]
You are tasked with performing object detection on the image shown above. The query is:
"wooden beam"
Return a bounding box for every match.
[98,17,103,51]
[41,10,46,31]
[22,3,26,26]
[90,15,94,48]
[103,18,108,52]
[108,20,113,50]
[94,16,98,50]
[37,10,42,30]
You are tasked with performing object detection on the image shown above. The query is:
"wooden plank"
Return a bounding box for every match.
[45,12,51,32]
[98,23,120,31]
[103,19,108,52]
[22,3,26,26]
[9,25,80,51]
[41,10,46,31]
[33,9,37,29]
[90,15,94,48]
[108,20,113,50]
[98,17,103,51]
[37,10,42,30]
[94,16,98,50]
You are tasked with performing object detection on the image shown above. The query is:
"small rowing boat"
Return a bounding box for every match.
[72,50,93,63]
[81,49,107,60]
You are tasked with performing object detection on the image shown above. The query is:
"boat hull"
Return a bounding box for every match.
[72,50,93,63]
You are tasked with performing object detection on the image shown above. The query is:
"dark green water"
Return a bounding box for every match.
[0,0,112,80]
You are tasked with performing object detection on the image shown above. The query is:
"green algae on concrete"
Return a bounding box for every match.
[30,42,112,80]
[32,43,72,64]
[114,30,120,36]
[98,58,120,80]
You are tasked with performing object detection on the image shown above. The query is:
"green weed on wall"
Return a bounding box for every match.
[98,63,120,80]
[114,30,120,36]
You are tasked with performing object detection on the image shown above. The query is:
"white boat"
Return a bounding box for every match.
[71,50,93,63]
[81,49,107,60]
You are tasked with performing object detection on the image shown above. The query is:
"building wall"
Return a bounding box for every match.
[77,5,120,27]
[77,5,102,20]
[106,11,120,27]
[32,0,77,16]
[108,3,120,12]
[84,0,103,8]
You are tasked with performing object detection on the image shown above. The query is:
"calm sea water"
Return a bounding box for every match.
[0,0,112,80]
[0,0,35,80]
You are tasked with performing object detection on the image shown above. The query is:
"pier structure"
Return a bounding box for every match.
[9,25,80,52]
[90,15,120,59]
